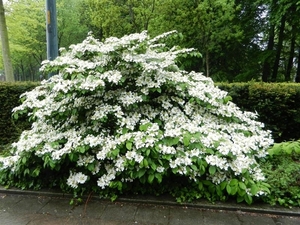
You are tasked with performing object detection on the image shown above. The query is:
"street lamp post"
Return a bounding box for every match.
[46,0,58,78]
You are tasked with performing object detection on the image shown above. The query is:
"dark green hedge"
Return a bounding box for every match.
[0,82,37,145]
[217,82,300,142]
[1,82,300,145]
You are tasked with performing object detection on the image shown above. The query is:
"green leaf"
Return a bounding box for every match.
[13,113,18,120]
[238,189,246,197]
[251,184,259,195]
[238,182,246,190]
[68,153,78,162]
[244,195,253,205]
[190,165,198,171]
[154,119,162,126]
[24,168,30,176]
[209,166,216,175]
[122,128,128,134]
[148,174,155,183]
[202,180,212,186]
[223,95,232,104]
[77,146,86,153]
[295,146,300,154]
[150,162,157,171]
[183,133,191,146]
[164,137,179,146]
[155,173,162,183]
[237,195,244,203]
[32,167,40,177]
[198,182,203,190]
[220,181,227,190]
[199,165,206,175]
[139,123,149,131]
[230,179,238,187]
[49,160,56,169]
[143,159,149,168]
[216,186,223,197]
[126,142,132,150]
[111,148,120,157]
[138,169,146,178]
[22,157,27,164]
[231,186,238,195]
[226,184,232,194]
[88,163,95,171]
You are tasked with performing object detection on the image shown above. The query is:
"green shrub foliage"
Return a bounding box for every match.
[0,31,273,203]
[0,82,36,145]
[261,140,300,207]
[217,82,300,142]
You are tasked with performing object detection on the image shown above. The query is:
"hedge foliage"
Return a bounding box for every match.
[217,82,300,142]
[0,82,37,145]
[1,81,300,144]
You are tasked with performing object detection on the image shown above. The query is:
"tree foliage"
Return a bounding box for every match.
[2,0,300,82]
[3,0,88,81]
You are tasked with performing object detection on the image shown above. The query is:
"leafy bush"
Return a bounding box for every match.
[0,31,273,204]
[0,82,36,145]
[261,140,300,207]
[217,82,300,142]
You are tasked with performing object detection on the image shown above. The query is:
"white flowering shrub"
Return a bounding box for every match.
[0,31,273,204]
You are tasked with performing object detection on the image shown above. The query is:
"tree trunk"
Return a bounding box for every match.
[271,15,286,82]
[295,47,300,82]
[205,51,209,77]
[0,0,14,82]
[262,24,275,82]
[285,28,296,81]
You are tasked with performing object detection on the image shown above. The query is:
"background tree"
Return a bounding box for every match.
[57,0,89,49]
[6,0,48,81]
[2,0,89,81]
[2,0,300,82]
[0,0,14,81]
[261,0,300,82]
[149,0,243,79]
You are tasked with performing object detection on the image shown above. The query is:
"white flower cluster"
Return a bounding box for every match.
[0,31,273,197]
[67,172,88,189]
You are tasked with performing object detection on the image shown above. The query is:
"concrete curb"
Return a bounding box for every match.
[1,187,299,217]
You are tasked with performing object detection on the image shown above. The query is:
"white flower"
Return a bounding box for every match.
[156,166,164,173]
[67,172,88,189]
[125,151,137,160]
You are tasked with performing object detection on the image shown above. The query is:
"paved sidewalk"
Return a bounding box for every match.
[0,189,299,225]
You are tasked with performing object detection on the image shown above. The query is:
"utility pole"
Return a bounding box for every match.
[46,0,58,78]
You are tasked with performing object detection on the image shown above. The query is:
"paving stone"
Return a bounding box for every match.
[0,194,23,212]
[101,202,137,222]
[26,214,95,225]
[169,206,204,225]
[274,216,300,225]
[238,212,276,225]
[80,199,107,219]
[38,197,75,217]
[134,204,169,224]
[0,211,31,225]
[4,195,50,215]
[202,209,241,225]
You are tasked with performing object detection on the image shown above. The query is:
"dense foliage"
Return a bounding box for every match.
[1,0,300,82]
[261,140,300,207]
[217,82,300,142]
[0,82,36,144]
[0,31,273,204]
